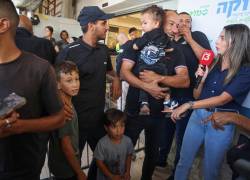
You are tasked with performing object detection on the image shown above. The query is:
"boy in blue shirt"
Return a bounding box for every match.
[49,61,87,180]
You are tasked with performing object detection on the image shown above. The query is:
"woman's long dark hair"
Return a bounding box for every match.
[219,24,250,84]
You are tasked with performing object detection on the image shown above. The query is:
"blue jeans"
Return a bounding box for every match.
[175,109,235,180]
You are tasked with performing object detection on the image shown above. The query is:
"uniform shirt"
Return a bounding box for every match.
[94,135,134,179]
[49,106,80,178]
[0,52,62,179]
[200,64,250,110]
[122,41,186,117]
[56,39,113,128]
[174,31,211,102]
[116,40,132,76]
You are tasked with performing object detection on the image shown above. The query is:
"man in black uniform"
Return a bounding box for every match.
[120,7,190,179]
[0,1,65,180]
[15,15,56,64]
[56,6,121,174]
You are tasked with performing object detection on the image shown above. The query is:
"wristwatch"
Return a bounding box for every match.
[187,101,194,109]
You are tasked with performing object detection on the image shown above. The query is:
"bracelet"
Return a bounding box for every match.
[187,101,194,109]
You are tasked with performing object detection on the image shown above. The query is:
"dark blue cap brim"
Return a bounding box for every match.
[98,13,115,20]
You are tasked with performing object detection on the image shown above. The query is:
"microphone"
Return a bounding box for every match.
[195,50,214,89]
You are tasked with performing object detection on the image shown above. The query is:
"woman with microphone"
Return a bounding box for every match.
[172,24,250,180]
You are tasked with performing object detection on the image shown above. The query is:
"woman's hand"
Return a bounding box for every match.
[170,103,191,122]
[195,65,209,83]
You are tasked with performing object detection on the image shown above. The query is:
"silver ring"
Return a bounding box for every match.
[5,119,11,128]
[5,119,10,124]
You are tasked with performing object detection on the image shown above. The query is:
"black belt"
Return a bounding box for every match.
[205,108,239,113]
[205,108,216,112]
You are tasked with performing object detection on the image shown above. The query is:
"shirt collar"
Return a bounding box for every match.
[77,38,101,50]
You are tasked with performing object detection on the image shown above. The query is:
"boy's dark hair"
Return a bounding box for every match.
[104,108,126,127]
[142,5,165,27]
[45,26,54,34]
[0,0,19,36]
[55,61,79,81]
[178,11,192,21]
[129,27,137,34]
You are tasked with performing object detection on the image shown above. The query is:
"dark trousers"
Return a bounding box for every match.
[227,135,250,180]
[79,126,105,180]
[54,176,77,180]
[125,114,164,180]
[158,106,192,171]
[158,119,175,166]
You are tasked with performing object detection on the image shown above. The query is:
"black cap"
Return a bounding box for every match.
[77,6,114,26]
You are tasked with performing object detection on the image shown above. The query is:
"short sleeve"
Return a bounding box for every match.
[172,45,186,69]
[122,40,139,64]
[41,65,62,114]
[224,66,250,104]
[57,120,74,139]
[94,140,105,161]
[126,137,135,155]
[192,31,211,50]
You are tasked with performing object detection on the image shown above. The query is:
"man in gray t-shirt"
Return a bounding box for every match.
[94,135,134,179]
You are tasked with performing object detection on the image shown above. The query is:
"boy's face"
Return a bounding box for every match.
[105,121,125,141]
[141,13,159,33]
[58,71,80,97]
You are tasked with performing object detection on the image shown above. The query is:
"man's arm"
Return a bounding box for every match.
[160,67,190,88]
[107,70,122,100]
[207,112,250,133]
[0,109,64,136]
[121,60,167,99]
[61,136,87,180]
[139,67,190,88]
[180,27,210,59]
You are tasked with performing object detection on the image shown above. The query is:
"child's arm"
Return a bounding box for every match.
[96,159,122,180]
[123,154,132,180]
[60,136,87,180]
[124,137,134,180]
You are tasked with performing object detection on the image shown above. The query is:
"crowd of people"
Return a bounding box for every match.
[0,0,250,180]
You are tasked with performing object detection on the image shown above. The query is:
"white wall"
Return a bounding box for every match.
[33,14,82,41]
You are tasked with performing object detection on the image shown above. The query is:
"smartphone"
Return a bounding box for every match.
[0,93,26,119]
